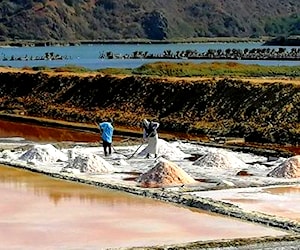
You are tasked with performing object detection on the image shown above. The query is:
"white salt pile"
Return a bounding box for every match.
[138,139,189,159]
[267,155,300,178]
[137,158,197,188]
[0,150,17,160]
[61,153,115,174]
[19,144,68,163]
[192,149,248,170]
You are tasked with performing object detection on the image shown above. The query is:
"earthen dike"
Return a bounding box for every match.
[0,68,299,152]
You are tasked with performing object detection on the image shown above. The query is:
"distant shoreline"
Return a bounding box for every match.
[1,36,299,48]
[0,37,267,47]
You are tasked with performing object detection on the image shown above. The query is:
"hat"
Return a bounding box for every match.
[142,119,149,127]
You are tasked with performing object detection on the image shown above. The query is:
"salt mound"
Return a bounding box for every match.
[1,150,16,160]
[19,144,68,163]
[267,155,300,178]
[138,139,189,159]
[137,159,197,188]
[193,150,247,170]
[61,153,115,174]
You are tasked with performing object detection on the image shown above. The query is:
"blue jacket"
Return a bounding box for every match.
[99,122,114,143]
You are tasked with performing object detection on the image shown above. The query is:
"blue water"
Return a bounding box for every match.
[0,42,299,70]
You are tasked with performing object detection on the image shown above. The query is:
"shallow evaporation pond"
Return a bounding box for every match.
[0,165,288,249]
[264,185,300,195]
[193,185,300,221]
[0,119,100,143]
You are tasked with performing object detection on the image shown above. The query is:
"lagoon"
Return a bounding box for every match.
[1,42,300,70]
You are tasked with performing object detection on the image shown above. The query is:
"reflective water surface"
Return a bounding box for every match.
[1,43,300,70]
[0,165,288,250]
[195,185,300,222]
[0,119,99,143]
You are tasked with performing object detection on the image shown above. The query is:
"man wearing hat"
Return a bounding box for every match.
[142,119,160,158]
[98,118,114,156]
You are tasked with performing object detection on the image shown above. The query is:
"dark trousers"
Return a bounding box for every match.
[103,140,112,156]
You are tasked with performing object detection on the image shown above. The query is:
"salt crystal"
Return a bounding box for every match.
[19,144,68,163]
[137,158,197,188]
[62,153,115,174]
[193,149,248,170]
[0,150,16,159]
[267,155,300,178]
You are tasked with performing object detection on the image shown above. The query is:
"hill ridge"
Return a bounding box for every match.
[0,0,299,41]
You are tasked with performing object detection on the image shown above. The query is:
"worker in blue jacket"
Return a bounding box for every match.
[98,118,114,156]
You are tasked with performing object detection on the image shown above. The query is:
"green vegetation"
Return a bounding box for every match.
[29,65,93,73]
[52,65,91,73]
[19,62,300,78]
[0,0,299,41]
[131,62,300,78]
[96,68,132,75]
[24,62,300,79]
[265,14,300,36]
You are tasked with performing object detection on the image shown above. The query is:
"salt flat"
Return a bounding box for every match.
[1,137,300,249]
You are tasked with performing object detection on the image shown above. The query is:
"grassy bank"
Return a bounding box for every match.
[28,62,300,79]
[133,62,300,78]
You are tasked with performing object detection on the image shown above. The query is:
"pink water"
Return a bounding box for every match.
[195,185,300,222]
[0,165,288,250]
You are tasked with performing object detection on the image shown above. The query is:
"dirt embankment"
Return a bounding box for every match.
[0,69,299,146]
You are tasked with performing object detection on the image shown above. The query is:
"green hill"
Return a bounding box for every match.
[0,0,299,42]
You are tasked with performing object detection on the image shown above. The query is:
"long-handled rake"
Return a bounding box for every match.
[126,141,145,159]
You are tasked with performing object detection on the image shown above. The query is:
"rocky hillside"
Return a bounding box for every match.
[0,70,299,146]
[0,0,299,41]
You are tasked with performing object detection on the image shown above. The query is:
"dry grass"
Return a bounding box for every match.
[1,66,300,85]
